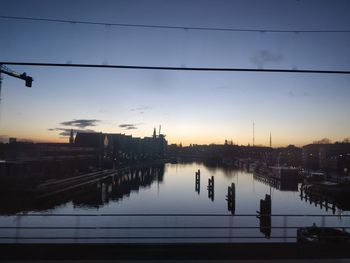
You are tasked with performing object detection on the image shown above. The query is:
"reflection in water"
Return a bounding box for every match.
[300,184,337,214]
[0,164,165,214]
[0,162,349,243]
[72,165,164,209]
[226,183,235,215]
[0,161,348,216]
[253,173,298,192]
[257,194,272,238]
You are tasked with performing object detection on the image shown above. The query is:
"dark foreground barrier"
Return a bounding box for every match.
[1,213,349,260]
[0,242,350,260]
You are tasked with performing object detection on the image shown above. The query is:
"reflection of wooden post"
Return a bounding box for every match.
[257,194,271,238]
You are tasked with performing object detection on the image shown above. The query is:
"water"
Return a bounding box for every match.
[0,162,349,243]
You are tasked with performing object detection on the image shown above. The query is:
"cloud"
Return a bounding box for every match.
[119,123,142,130]
[251,50,284,68]
[60,119,100,128]
[287,91,311,98]
[48,119,101,138]
[215,85,231,90]
[130,105,152,114]
[126,126,137,130]
[48,128,96,137]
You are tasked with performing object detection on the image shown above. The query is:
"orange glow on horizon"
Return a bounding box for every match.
[1,125,345,148]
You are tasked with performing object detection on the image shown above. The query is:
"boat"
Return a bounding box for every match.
[297,224,350,244]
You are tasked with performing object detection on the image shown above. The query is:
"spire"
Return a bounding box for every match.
[69,129,74,144]
[253,122,255,146]
[153,127,157,139]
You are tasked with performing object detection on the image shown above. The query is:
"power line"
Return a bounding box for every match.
[1,61,350,74]
[1,15,350,34]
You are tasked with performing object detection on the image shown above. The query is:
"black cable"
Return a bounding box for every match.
[1,15,350,34]
[9,212,350,216]
[1,61,350,75]
[0,236,297,239]
[0,226,348,229]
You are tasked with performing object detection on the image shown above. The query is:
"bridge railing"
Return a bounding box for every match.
[0,213,349,243]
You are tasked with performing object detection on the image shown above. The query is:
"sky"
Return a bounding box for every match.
[0,0,350,147]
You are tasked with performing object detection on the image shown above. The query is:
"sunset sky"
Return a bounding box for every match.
[1,0,350,146]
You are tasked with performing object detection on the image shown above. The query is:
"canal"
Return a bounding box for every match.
[0,162,349,243]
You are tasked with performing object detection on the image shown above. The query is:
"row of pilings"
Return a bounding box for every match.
[194,169,272,237]
[300,184,337,214]
[194,169,235,211]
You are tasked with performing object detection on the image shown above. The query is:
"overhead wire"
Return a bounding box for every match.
[1,15,350,34]
[1,61,350,75]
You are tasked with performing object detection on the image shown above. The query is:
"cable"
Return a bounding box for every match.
[1,61,350,75]
[1,15,350,34]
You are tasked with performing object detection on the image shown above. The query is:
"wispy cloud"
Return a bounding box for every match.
[130,105,152,114]
[60,119,100,128]
[287,91,311,98]
[48,128,96,137]
[251,50,284,68]
[215,85,231,90]
[48,118,100,137]
[119,123,142,130]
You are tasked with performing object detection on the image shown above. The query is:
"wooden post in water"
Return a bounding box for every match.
[195,170,200,194]
[226,183,236,214]
[207,176,214,201]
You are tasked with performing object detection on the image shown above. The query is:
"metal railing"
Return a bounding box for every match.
[1,213,349,242]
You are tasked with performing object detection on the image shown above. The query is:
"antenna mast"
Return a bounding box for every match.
[253,122,255,146]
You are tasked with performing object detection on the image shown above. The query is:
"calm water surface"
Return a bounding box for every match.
[1,162,349,243]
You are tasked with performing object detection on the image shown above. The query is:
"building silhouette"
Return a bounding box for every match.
[74,129,167,163]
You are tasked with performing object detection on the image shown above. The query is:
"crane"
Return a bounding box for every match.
[0,64,33,101]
